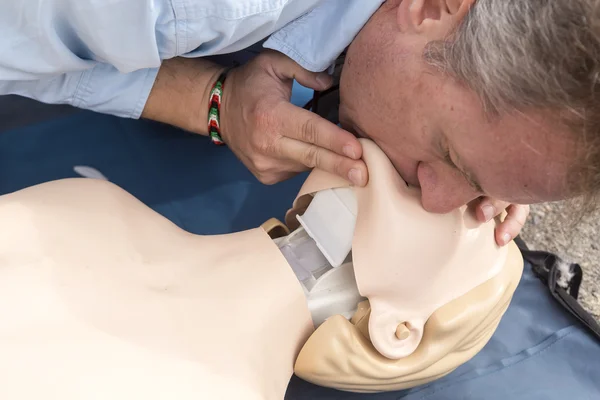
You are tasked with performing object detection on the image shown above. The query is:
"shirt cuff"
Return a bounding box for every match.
[73,63,159,119]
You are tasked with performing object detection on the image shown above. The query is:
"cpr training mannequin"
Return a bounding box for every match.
[0,139,523,399]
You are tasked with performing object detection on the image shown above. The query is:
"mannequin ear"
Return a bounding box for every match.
[403,0,475,39]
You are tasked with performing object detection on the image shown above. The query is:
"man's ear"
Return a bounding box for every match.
[400,0,475,39]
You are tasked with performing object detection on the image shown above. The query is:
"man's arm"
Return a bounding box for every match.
[0,0,323,118]
[0,0,368,187]
[0,0,174,117]
[141,58,224,136]
[0,65,158,120]
[263,0,384,73]
[0,0,171,80]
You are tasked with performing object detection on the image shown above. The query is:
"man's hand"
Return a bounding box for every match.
[474,197,530,246]
[219,51,368,186]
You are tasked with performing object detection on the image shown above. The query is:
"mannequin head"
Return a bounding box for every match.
[286,139,523,392]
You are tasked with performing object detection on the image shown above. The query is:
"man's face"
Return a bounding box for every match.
[339,0,578,213]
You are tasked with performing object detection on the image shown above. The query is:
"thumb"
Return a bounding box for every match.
[269,52,333,91]
[293,69,333,91]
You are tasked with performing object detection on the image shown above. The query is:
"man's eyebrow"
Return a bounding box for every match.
[443,149,484,193]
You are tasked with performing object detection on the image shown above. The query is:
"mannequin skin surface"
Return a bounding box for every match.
[0,139,522,399]
[0,179,314,400]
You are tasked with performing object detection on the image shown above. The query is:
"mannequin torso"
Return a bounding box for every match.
[0,179,313,400]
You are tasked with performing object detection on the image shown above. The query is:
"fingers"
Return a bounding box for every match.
[222,50,368,187]
[278,136,368,186]
[474,197,529,246]
[496,204,530,246]
[279,101,363,161]
[264,50,334,91]
[295,70,334,92]
[475,197,511,222]
[258,170,301,186]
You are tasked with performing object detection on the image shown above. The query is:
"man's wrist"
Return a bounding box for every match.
[141,57,226,135]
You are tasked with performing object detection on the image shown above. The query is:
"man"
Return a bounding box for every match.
[335,0,599,246]
[1,0,597,246]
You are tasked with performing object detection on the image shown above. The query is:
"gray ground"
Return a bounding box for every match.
[521,202,600,321]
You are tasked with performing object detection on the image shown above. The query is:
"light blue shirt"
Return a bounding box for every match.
[0,0,383,119]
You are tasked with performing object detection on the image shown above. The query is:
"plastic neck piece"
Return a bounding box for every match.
[274,223,365,328]
[296,187,357,268]
[275,185,366,328]
[274,227,333,290]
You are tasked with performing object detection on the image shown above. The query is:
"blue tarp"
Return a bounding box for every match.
[1,85,598,399]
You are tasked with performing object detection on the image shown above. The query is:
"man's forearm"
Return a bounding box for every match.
[142,57,226,135]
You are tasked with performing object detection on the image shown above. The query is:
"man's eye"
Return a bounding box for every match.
[443,149,455,167]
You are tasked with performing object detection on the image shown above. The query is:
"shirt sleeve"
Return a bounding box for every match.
[263,0,385,72]
[0,65,159,119]
[0,0,175,118]
[0,0,345,118]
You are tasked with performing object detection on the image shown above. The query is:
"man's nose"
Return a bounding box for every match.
[420,186,479,214]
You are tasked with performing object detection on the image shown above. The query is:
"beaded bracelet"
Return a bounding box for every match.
[207,67,233,146]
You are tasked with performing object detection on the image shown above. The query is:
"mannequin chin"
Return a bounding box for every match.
[0,139,522,399]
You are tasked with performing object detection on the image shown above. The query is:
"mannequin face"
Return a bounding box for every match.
[351,139,507,359]
[287,139,511,360]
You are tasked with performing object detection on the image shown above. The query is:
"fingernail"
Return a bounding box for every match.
[343,145,356,159]
[501,233,511,245]
[481,205,494,222]
[348,169,363,186]
[316,73,332,89]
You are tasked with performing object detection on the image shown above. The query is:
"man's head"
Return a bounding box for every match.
[339,0,600,213]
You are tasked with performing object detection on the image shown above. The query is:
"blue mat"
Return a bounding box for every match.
[0,83,313,235]
[1,84,599,399]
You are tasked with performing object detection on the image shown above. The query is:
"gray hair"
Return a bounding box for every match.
[424,0,600,201]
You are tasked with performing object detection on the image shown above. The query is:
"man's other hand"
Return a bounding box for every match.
[474,198,530,246]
